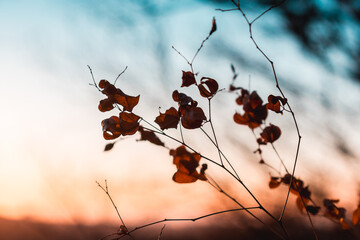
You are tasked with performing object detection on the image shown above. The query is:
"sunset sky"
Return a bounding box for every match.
[0,0,359,232]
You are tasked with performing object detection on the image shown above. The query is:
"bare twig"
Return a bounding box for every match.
[114,66,128,85]
[96,180,126,229]
[88,65,101,92]
[157,225,166,240]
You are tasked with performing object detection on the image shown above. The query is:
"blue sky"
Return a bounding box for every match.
[0,0,359,225]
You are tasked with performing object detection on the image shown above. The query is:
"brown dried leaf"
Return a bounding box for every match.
[104,142,115,151]
[266,95,287,113]
[181,107,207,129]
[138,126,164,147]
[102,116,121,140]
[269,176,281,189]
[170,146,205,184]
[155,107,180,130]
[113,90,140,112]
[198,77,219,98]
[260,124,281,143]
[98,79,140,112]
[117,225,128,235]
[235,89,249,105]
[172,171,198,183]
[323,199,346,220]
[209,17,217,35]
[181,71,196,87]
[306,206,321,215]
[98,99,114,112]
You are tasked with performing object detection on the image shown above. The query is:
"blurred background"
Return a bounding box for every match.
[0,0,359,239]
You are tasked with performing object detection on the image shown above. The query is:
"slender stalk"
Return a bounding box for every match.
[207,99,224,166]
[118,206,262,239]
[97,180,126,226]
[88,65,101,92]
[114,66,128,85]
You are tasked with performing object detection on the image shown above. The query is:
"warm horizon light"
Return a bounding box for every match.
[0,3,359,238]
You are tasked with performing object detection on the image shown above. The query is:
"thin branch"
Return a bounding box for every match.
[125,206,260,237]
[250,0,286,25]
[140,116,278,226]
[206,175,286,240]
[179,122,185,144]
[191,34,211,65]
[229,0,303,225]
[114,66,128,85]
[88,65,101,92]
[207,99,224,166]
[299,195,319,240]
[200,127,240,180]
[270,142,289,174]
[216,8,239,12]
[157,225,166,240]
[171,46,191,66]
[96,180,126,227]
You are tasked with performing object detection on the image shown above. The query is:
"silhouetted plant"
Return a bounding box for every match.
[90,1,360,239]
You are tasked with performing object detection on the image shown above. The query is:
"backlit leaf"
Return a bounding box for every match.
[266,95,286,113]
[260,124,281,143]
[104,142,115,151]
[102,116,121,140]
[98,99,114,112]
[138,126,165,147]
[170,146,205,184]
[209,17,217,35]
[198,77,219,98]
[173,171,198,183]
[181,71,196,87]
[306,206,321,215]
[181,107,207,129]
[98,79,140,112]
[113,90,140,112]
[155,107,180,130]
[269,176,281,189]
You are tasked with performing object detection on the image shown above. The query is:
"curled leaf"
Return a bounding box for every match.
[102,116,121,140]
[155,107,180,130]
[266,95,287,113]
[198,77,219,98]
[181,71,196,87]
